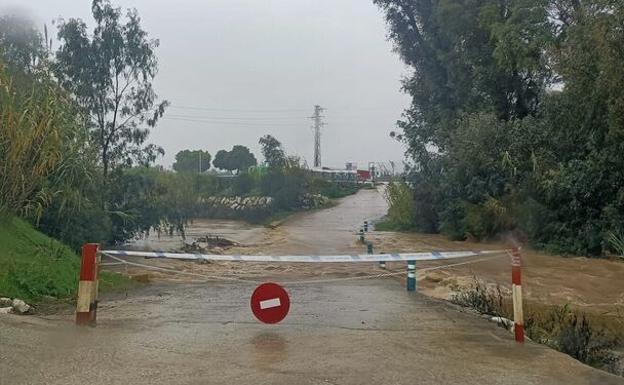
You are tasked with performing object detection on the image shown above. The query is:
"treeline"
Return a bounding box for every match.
[172,145,257,174]
[376,0,624,256]
[0,1,355,252]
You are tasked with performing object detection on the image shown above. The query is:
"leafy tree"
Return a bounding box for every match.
[172,150,211,174]
[228,145,257,173]
[259,135,286,169]
[376,0,624,255]
[212,149,230,171]
[55,0,168,179]
[0,14,46,72]
[212,146,257,173]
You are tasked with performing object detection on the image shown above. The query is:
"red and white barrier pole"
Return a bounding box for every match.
[76,243,100,326]
[511,247,524,343]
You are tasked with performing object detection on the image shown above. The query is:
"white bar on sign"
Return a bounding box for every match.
[259,298,281,310]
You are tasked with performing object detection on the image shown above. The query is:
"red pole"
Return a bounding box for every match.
[76,243,99,326]
[511,247,524,343]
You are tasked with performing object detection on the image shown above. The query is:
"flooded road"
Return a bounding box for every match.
[124,186,388,255]
[1,188,622,384]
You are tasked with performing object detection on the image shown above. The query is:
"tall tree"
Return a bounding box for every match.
[228,145,257,173]
[211,146,257,173]
[259,135,286,169]
[376,0,624,255]
[55,0,168,179]
[375,0,550,155]
[0,14,46,72]
[172,150,211,174]
[212,150,231,171]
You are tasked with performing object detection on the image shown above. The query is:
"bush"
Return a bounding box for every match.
[526,305,619,370]
[451,280,620,374]
[308,177,359,199]
[383,181,415,230]
[260,169,307,211]
[231,173,255,196]
[450,278,506,316]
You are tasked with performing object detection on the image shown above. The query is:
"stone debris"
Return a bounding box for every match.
[0,298,32,315]
[181,235,237,255]
[489,316,514,331]
[11,299,31,314]
[200,195,273,212]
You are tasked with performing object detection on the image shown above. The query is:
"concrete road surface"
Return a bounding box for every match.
[2,280,622,385]
[1,188,622,384]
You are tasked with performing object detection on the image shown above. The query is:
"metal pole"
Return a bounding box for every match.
[76,243,99,326]
[378,250,386,269]
[407,260,416,292]
[511,248,524,343]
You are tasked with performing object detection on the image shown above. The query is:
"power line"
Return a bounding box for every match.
[166,113,306,121]
[161,116,304,127]
[170,105,309,113]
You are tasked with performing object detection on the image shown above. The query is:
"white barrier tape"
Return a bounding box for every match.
[103,254,263,284]
[100,249,507,263]
[102,252,508,286]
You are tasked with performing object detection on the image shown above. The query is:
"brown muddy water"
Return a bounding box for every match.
[118,186,624,316]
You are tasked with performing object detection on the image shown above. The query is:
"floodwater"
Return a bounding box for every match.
[124,186,388,255]
[1,188,623,384]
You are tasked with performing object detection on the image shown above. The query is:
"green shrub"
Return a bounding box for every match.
[608,232,624,258]
[451,280,620,374]
[260,169,307,210]
[308,177,359,199]
[526,305,619,369]
[383,181,415,230]
[231,173,255,196]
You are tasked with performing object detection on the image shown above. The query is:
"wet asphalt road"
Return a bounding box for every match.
[2,280,622,385]
[1,189,623,384]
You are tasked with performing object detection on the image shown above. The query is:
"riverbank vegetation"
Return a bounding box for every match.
[0,1,358,300]
[451,280,622,375]
[0,215,132,303]
[376,0,624,256]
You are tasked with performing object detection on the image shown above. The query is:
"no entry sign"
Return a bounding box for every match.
[250,283,290,324]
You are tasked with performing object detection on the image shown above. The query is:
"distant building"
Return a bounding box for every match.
[310,167,358,184]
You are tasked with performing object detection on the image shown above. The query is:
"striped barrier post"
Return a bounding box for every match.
[363,220,369,232]
[76,243,100,326]
[359,228,365,243]
[407,260,416,292]
[511,247,524,343]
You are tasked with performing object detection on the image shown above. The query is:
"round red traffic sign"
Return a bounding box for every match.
[250,282,290,324]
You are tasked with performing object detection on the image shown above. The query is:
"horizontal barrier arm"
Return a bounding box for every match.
[100,249,508,263]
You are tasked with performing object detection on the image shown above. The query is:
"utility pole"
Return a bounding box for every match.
[198,151,202,174]
[310,105,325,168]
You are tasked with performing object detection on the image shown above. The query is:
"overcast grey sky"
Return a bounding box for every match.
[4,0,410,169]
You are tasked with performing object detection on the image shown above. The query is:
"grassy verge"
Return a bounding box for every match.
[0,215,133,305]
[451,279,623,376]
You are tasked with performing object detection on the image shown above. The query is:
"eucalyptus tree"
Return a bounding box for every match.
[55,0,168,179]
[259,135,286,169]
